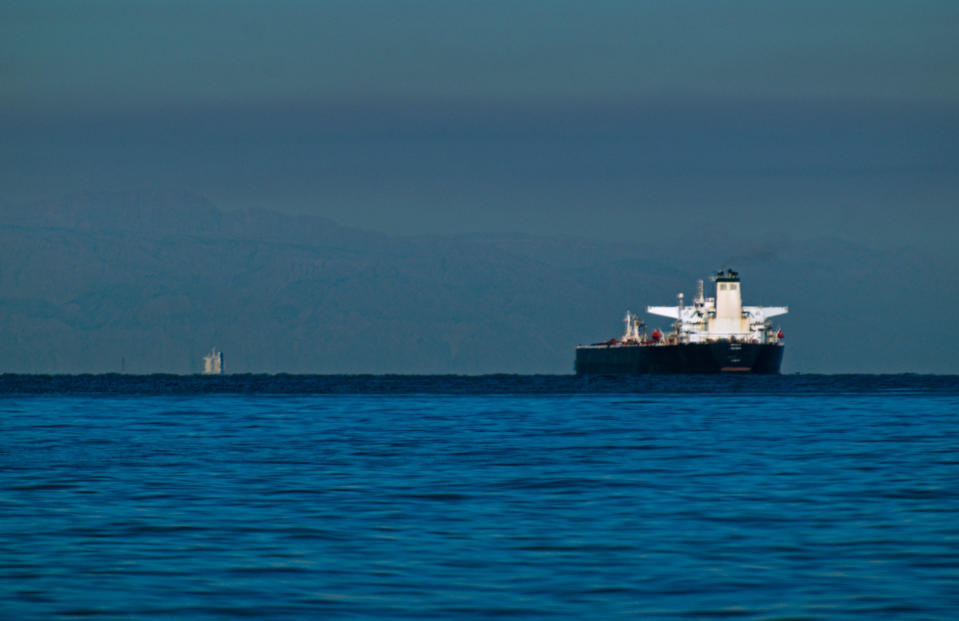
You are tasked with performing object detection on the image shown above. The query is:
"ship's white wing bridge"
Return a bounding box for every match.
[640,272,787,344]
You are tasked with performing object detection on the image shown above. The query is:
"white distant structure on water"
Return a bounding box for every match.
[202,347,223,375]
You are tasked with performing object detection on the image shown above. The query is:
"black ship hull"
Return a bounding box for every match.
[575,341,783,375]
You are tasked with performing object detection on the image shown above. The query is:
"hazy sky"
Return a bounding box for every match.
[6,1,959,109]
[3,0,958,247]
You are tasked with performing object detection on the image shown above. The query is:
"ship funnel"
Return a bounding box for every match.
[712,268,744,334]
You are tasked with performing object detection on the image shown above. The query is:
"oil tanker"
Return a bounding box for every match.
[575,269,787,374]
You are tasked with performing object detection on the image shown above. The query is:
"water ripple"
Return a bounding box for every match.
[1,381,958,618]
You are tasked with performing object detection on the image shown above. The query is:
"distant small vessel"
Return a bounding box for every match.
[202,348,223,375]
[575,269,788,374]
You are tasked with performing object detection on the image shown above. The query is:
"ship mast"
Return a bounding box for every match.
[675,292,684,341]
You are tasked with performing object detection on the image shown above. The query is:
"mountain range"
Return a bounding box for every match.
[1,190,954,374]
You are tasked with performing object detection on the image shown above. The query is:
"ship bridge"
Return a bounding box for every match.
[646,269,787,344]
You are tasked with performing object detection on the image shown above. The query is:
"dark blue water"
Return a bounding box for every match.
[2,375,958,619]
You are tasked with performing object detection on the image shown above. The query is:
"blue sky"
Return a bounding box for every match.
[3,1,958,247]
[5,1,958,110]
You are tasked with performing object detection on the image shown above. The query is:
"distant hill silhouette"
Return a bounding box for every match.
[1,190,955,373]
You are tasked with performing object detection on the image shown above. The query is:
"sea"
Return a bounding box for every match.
[2,374,958,620]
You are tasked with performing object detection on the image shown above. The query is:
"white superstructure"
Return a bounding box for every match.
[644,269,787,344]
[202,347,223,374]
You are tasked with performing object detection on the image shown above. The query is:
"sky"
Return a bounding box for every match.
[3,0,958,248]
[5,1,959,110]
